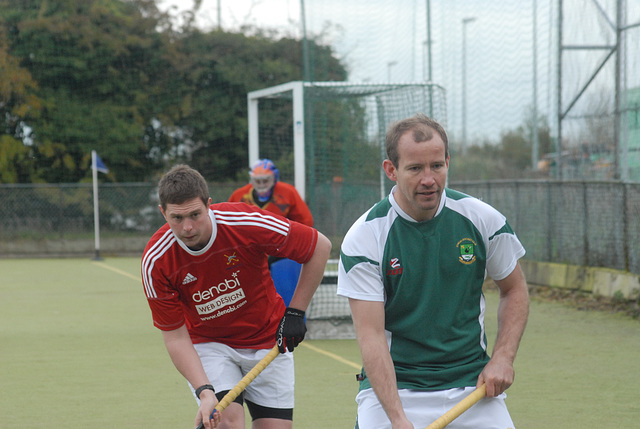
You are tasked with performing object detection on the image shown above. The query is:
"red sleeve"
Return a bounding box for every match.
[141,230,187,331]
[274,182,314,227]
[270,219,318,264]
[148,291,186,331]
[286,188,314,227]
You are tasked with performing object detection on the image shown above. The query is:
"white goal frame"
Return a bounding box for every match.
[247,81,447,201]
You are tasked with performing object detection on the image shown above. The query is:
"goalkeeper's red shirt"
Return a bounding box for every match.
[142,202,318,349]
[228,181,314,227]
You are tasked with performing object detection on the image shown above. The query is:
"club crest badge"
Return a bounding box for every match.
[225,252,240,266]
[457,238,477,264]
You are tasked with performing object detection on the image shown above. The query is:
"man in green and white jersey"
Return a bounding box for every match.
[337,114,529,429]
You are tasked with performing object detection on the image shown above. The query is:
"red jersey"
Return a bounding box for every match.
[228,181,314,227]
[141,202,318,349]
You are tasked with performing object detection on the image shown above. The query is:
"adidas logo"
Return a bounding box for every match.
[182,273,197,285]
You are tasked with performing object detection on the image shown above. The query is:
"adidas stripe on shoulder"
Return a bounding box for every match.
[213,209,290,236]
[142,228,176,299]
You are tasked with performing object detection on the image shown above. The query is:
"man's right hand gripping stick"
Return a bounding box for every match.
[276,307,306,353]
[194,345,280,429]
[425,384,486,429]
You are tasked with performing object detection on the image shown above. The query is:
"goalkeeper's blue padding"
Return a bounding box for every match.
[270,258,302,307]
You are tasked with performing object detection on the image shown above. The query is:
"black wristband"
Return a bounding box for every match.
[285,307,305,318]
[195,384,215,399]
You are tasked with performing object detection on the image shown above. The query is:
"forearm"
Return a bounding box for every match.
[480,263,529,396]
[162,326,220,428]
[162,325,210,389]
[360,335,408,424]
[350,299,410,426]
[288,232,332,311]
[493,266,529,363]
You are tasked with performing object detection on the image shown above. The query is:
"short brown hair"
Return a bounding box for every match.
[158,164,210,210]
[385,113,449,166]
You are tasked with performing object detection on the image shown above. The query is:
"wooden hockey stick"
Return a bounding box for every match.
[425,384,486,429]
[195,345,280,429]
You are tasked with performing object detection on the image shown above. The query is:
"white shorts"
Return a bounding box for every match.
[355,387,515,429]
[192,342,295,409]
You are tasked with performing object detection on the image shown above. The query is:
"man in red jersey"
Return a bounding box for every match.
[141,165,331,429]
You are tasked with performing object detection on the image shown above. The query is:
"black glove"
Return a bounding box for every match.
[276,307,306,353]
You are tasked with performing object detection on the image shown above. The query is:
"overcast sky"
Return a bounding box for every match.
[159,0,301,32]
[157,1,640,145]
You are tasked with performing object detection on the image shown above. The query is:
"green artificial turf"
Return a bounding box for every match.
[1,257,639,428]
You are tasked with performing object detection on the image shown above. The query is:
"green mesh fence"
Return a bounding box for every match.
[448,180,640,274]
[1,180,638,273]
[0,182,242,257]
[1,180,639,321]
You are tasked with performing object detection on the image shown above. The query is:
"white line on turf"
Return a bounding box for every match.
[300,342,361,369]
[91,261,140,281]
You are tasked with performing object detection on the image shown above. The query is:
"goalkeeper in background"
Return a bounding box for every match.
[229,159,313,227]
[142,164,331,429]
[229,159,315,307]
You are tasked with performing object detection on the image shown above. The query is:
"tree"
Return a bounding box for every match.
[1,0,179,182]
[0,17,42,183]
[152,27,348,181]
[449,113,554,181]
[0,0,349,183]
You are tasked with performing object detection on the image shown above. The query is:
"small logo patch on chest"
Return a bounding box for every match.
[386,258,403,276]
[182,273,197,285]
[457,238,477,264]
[225,252,240,266]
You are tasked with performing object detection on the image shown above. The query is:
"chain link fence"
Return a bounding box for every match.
[1,180,638,276]
[0,182,242,257]
[450,180,640,274]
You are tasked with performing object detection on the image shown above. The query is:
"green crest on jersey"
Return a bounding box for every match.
[458,240,476,264]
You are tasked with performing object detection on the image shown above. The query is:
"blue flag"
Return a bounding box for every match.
[95,153,109,174]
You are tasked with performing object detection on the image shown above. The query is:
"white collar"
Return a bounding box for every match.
[175,208,217,255]
[388,185,446,222]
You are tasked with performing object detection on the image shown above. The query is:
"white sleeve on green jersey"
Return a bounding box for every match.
[337,210,386,302]
[447,195,526,281]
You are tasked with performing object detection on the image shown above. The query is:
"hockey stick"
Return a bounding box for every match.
[424,384,486,429]
[194,345,280,429]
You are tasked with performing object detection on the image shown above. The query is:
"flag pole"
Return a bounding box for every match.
[92,150,103,261]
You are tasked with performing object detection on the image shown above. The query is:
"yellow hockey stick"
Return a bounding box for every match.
[195,345,280,429]
[425,384,486,429]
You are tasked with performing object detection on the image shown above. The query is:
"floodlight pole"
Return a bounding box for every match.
[461,17,476,154]
[387,61,398,82]
[532,0,539,170]
[425,0,434,116]
[300,0,311,82]
[426,0,432,82]
[292,83,306,200]
[219,0,222,29]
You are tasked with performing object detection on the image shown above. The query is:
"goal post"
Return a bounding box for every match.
[247,81,447,238]
[248,81,306,199]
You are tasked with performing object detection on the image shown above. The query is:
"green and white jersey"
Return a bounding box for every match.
[337,187,525,392]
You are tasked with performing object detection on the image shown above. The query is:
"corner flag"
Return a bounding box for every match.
[94,152,109,174]
[91,150,108,261]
